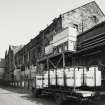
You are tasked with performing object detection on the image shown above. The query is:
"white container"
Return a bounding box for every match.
[86,67,101,87]
[18,82,20,87]
[15,82,18,87]
[65,68,74,87]
[75,68,82,87]
[57,69,64,86]
[36,75,43,88]
[65,67,83,87]
[50,70,56,85]
[86,70,95,87]
[43,72,48,87]
[22,81,24,87]
[96,70,101,86]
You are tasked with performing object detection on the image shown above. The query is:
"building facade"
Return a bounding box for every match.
[5,1,105,88]
[0,59,6,80]
[15,1,105,67]
[5,45,23,81]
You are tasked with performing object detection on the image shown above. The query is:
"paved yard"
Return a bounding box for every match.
[0,86,55,105]
[0,86,105,105]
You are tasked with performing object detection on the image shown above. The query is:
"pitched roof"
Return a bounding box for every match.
[62,1,104,16]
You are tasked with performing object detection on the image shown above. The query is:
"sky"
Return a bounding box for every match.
[0,0,105,58]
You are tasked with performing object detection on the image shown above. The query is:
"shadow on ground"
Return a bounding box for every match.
[21,93,105,105]
[21,94,56,105]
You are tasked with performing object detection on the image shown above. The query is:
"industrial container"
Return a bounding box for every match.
[18,82,21,87]
[57,69,64,86]
[50,70,56,85]
[65,67,82,87]
[36,75,43,88]
[43,71,48,87]
[65,68,74,87]
[86,67,101,87]
[15,82,17,87]
[75,68,82,87]
[22,81,24,87]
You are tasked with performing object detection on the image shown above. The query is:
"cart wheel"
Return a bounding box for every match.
[54,93,64,105]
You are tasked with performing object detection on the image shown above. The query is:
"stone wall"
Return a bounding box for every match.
[62,1,105,33]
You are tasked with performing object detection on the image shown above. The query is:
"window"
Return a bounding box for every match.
[73,24,78,31]
[92,15,98,23]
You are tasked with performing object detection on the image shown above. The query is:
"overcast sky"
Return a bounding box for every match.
[0,0,105,58]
